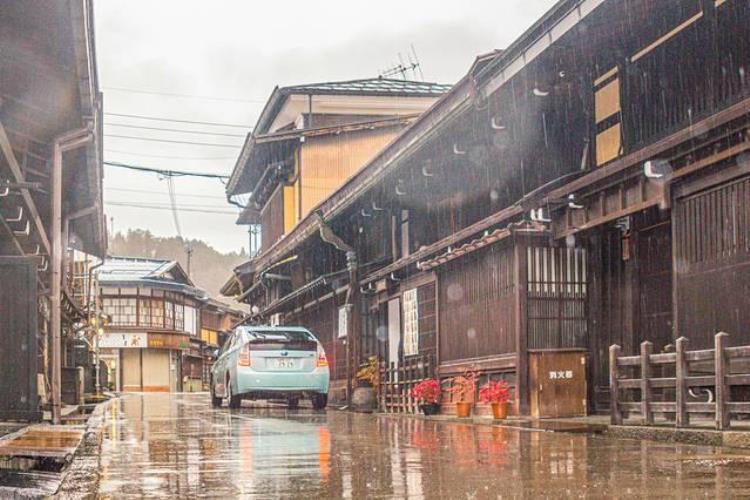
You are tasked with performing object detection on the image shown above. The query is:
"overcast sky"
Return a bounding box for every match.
[95,0,557,254]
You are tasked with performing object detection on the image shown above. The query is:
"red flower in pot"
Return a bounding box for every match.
[478,380,511,419]
[412,379,441,415]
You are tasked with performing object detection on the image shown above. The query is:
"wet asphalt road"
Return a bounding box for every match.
[97,393,750,499]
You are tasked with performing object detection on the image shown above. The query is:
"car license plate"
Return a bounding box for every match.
[274,358,295,369]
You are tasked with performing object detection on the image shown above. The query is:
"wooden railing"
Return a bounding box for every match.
[610,333,750,429]
[379,354,434,414]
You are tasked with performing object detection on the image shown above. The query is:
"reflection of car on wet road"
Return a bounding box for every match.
[210,326,330,410]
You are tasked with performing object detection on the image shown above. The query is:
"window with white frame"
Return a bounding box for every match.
[402,288,419,356]
[102,297,137,326]
[184,305,198,335]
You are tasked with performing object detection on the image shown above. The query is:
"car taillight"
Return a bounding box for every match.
[316,351,328,368]
[238,344,251,367]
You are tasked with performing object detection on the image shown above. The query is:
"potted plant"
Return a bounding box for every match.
[355,356,379,388]
[411,379,441,415]
[447,371,477,418]
[353,356,379,412]
[479,380,511,419]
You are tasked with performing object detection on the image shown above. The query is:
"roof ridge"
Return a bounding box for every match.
[284,76,451,90]
[106,255,172,263]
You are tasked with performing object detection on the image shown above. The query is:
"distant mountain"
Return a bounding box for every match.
[109,229,247,302]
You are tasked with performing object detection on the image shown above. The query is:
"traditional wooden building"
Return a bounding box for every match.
[0,0,105,422]
[97,258,205,392]
[224,0,750,415]
[222,77,452,398]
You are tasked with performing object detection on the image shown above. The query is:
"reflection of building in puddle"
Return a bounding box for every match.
[386,418,424,498]
[527,432,586,483]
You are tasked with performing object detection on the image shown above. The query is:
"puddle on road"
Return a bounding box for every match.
[96,393,750,498]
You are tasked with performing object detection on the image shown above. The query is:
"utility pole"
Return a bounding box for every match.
[186,243,193,277]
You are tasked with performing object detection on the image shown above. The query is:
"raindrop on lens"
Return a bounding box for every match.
[490,189,499,202]
[446,283,464,302]
[467,328,477,340]
[565,234,575,248]
[376,326,388,341]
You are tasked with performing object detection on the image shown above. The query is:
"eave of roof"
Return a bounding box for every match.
[260,269,348,316]
[229,114,420,203]
[69,0,106,258]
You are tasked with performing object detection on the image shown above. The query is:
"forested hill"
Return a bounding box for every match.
[109,229,247,300]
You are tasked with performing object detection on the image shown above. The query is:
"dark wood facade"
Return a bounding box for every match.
[226,0,750,416]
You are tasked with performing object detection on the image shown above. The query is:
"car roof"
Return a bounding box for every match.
[240,325,310,332]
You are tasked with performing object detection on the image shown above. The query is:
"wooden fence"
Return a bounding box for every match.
[610,332,750,429]
[378,354,434,414]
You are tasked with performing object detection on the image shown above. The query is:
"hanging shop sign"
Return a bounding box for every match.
[100,332,147,349]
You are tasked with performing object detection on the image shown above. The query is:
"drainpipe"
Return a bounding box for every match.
[51,126,94,425]
[314,212,359,406]
[86,260,104,396]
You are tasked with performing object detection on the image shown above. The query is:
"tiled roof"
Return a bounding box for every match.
[285,78,453,97]
[98,257,173,282]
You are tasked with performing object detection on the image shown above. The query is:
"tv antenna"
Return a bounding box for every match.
[379,45,424,81]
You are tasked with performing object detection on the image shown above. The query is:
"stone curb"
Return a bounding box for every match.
[375,412,750,449]
[54,398,115,498]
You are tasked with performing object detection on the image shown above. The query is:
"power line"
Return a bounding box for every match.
[104,86,266,104]
[105,149,234,160]
[105,122,246,138]
[104,160,230,179]
[104,112,253,129]
[106,187,227,200]
[105,134,242,149]
[107,199,231,209]
[105,201,238,215]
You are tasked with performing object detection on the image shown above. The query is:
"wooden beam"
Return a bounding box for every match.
[630,11,704,63]
[0,120,50,255]
[515,238,529,416]
[363,205,524,284]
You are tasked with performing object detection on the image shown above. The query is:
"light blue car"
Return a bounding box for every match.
[210,326,330,410]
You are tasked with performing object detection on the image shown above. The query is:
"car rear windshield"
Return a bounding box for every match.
[246,331,317,351]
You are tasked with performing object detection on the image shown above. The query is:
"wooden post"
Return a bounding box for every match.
[715,332,730,430]
[514,239,529,415]
[641,341,653,424]
[388,361,395,413]
[675,337,689,427]
[610,344,622,425]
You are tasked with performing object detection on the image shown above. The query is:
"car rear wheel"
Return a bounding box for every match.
[311,393,327,410]
[227,380,241,409]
